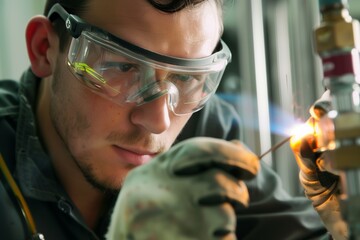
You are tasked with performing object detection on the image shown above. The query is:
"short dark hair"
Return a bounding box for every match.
[44,0,224,52]
[43,0,224,15]
[146,0,224,13]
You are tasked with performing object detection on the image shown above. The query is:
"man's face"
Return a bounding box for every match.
[48,0,221,191]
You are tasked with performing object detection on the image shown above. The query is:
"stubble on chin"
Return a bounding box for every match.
[74,156,130,194]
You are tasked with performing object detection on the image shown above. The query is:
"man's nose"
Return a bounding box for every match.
[130,95,171,134]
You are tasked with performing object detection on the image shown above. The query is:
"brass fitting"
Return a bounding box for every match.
[326,112,360,169]
[314,8,360,53]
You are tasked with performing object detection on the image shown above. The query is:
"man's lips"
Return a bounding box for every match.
[112,145,156,166]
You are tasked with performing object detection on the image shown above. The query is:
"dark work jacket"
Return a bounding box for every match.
[0,69,329,240]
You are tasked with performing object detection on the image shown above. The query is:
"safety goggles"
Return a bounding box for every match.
[48,3,231,115]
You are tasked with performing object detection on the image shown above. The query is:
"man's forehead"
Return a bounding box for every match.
[81,0,221,58]
[83,0,219,25]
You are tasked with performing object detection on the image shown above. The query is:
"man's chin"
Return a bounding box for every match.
[82,169,130,193]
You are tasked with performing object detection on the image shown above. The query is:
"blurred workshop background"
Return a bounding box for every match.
[1,0,360,196]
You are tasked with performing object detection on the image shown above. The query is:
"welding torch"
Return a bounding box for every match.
[258,114,339,190]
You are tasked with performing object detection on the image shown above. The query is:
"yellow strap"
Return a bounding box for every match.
[0,153,37,235]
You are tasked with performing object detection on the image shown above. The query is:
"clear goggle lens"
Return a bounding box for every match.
[67,31,228,115]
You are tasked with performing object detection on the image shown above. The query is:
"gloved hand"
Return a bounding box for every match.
[106,137,260,240]
[290,90,348,240]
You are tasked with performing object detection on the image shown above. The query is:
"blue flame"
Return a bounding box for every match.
[217,93,306,137]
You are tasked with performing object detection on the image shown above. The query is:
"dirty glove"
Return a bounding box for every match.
[106,137,260,240]
[290,91,348,240]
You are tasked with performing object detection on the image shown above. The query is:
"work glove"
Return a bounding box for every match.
[290,90,348,240]
[106,137,260,240]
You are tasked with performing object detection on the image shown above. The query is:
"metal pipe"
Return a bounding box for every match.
[314,0,360,238]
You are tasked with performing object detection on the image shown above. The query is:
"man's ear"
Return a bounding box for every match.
[25,15,59,78]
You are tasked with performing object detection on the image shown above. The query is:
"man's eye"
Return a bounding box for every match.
[117,63,134,72]
[101,62,136,72]
[173,74,193,82]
